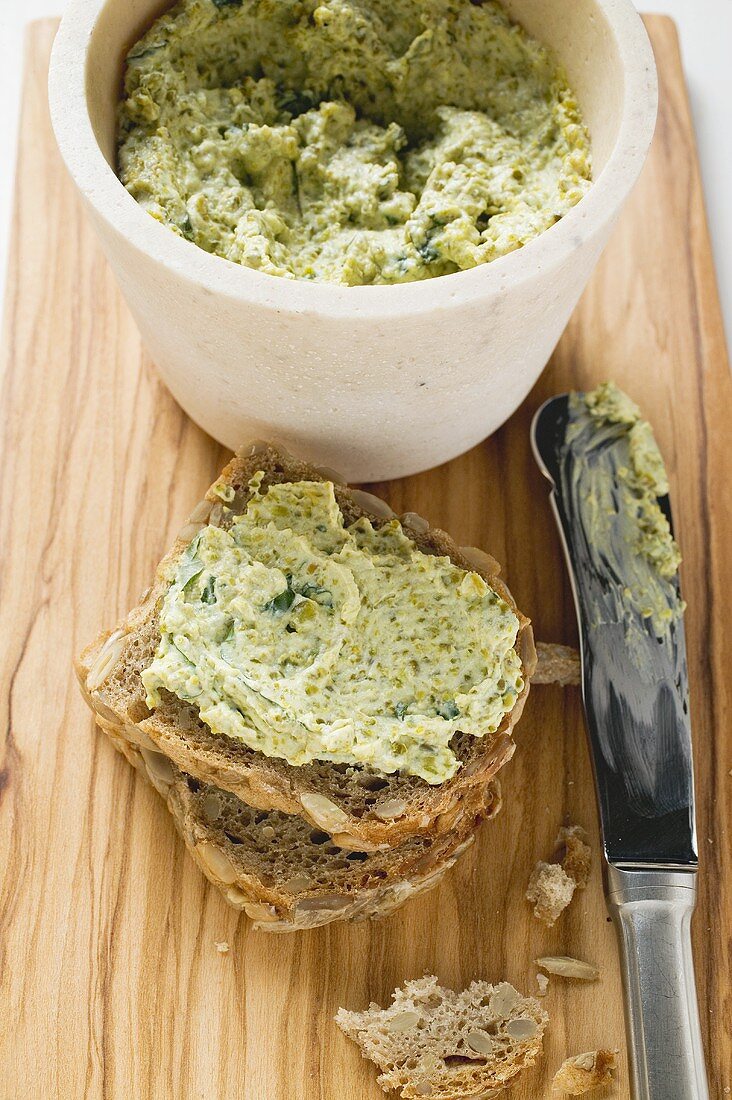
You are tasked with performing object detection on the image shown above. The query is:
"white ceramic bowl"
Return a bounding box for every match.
[49,0,657,481]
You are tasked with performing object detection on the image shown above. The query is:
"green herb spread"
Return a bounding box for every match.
[142,476,524,782]
[568,382,683,633]
[118,0,591,285]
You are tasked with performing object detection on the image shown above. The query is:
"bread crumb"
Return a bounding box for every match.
[527,824,592,926]
[556,825,591,889]
[532,643,581,686]
[536,973,549,996]
[527,863,576,927]
[552,1050,617,1094]
[336,974,548,1099]
[215,941,230,954]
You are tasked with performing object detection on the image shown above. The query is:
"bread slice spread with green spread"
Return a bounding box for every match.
[77,443,536,850]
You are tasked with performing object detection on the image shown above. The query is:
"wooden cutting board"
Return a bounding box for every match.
[1,16,729,1098]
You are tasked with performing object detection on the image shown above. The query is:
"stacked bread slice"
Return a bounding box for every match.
[76,444,536,931]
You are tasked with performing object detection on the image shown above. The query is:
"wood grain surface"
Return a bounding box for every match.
[1,16,730,1099]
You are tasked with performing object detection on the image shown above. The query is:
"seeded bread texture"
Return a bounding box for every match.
[76,442,536,851]
[336,974,548,1099]
[96,718,500,932]
[552,1050,617,1094]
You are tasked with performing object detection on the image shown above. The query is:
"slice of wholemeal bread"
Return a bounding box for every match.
[99,720,500,931]
[76,442,536,851]
[336,974,548,1098]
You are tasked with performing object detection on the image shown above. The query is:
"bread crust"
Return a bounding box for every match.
[76,442,535,850]
[94,719,500,931]
[552,1050,617,1094]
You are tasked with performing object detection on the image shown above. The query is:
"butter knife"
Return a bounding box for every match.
[531,392,709,1100]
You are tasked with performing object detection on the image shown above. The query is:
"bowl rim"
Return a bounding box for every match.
[48,0,658,320]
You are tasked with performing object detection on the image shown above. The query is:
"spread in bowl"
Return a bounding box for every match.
[142,475,524,782]
[118,0,591,285]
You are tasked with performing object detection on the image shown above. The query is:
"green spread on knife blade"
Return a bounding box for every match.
[567,381,683,635]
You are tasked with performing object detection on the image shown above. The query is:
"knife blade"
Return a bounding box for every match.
[531,392,697,867]
[531,388,708,1100]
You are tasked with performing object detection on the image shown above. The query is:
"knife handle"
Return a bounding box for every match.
[606,866,709,1100]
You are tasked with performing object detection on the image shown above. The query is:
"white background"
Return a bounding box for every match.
[1,0,730,348]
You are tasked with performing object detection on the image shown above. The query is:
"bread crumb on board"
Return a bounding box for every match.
[215,941,230,954]
[552,1050,617,1094]
[532,642,581,686]
[536,973,549,996]
[558,825,592,889]
[336,974,548,1099]
[527,863,575,927]
[526,824,592,927]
